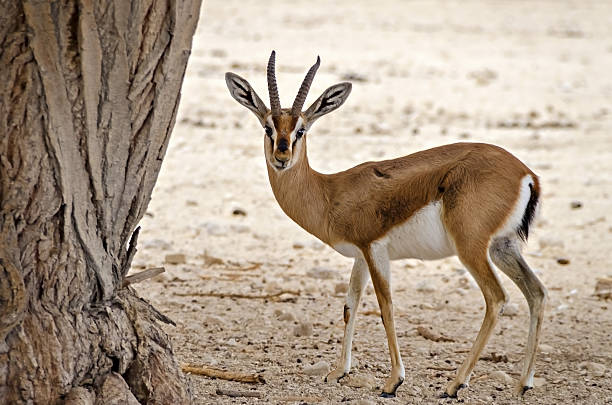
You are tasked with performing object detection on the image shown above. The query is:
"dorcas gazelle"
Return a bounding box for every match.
[225,51,547,399]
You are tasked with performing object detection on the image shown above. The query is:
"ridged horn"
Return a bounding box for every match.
[291,56,320,117]
[267,50,281,117]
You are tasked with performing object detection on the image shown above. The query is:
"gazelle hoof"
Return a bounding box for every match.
[521,385,533,395]
[380,377,404,398]
[324,369,347,384]
[441,383,466,399]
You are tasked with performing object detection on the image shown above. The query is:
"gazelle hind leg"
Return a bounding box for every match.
[325,258,370,383]
[489,237,547,393]
[444,245,507,398]
[363,243,405,398]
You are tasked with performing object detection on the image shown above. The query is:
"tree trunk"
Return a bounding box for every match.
[0,0,202,403]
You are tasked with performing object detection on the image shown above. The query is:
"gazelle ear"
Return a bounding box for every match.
[225,72,269,126]
[303,82,352,127]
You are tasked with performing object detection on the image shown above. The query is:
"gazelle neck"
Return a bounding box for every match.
[266,143,331,244]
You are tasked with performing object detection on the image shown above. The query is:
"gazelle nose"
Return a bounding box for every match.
[277,138,289,152]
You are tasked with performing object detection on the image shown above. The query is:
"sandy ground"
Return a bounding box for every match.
[132,1,612,403]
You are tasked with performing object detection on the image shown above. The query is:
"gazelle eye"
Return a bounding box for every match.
[296,128,305,139]
[265,126,273,137]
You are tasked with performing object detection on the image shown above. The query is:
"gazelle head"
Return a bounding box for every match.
[226,51,352,171]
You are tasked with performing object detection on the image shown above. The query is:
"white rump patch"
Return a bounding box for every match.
[495,175,535,239]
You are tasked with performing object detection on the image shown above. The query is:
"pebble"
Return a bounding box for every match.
[334,282,348,295]
[164,253,186,265]
[502,302,520,316]
[415,280,436,293]
[489,370,514,385]
[306,267,336,280]
[303,361,330,376]
[344,374,376,390]
[292,241,305,249]
[293,321,314,337]
[539,344,555,354]
[556,257,571,265]
[278,312,295,322]
[580,361,606,377]
[229,202,248,216]
[570,200,583,209]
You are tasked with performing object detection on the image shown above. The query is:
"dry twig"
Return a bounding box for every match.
[225,262,262,271]
[273,396,323,402]
[181,363,265,384]
[175,290,300,300]
[122,267,165,288]
[215,389,263,398]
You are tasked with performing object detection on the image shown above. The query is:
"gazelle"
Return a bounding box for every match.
[225,51,547,399]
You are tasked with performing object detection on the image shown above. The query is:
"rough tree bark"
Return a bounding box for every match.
[0,0,202,403]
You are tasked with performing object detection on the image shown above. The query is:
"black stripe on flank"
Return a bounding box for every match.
[517,182,539,242]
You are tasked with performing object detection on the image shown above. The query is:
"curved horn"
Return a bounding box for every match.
[291,56,320,117]
[267,50,281,117]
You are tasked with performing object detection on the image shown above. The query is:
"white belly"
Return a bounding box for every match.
[332,201,456,260]
[385,201,456,260]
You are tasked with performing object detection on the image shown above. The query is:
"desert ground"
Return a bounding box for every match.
[131,1,612,403]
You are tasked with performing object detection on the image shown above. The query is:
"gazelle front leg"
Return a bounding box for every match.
[363,243,405,398]
[326,258,370,383]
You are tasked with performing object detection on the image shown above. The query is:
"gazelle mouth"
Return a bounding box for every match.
[274,157,288,169]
